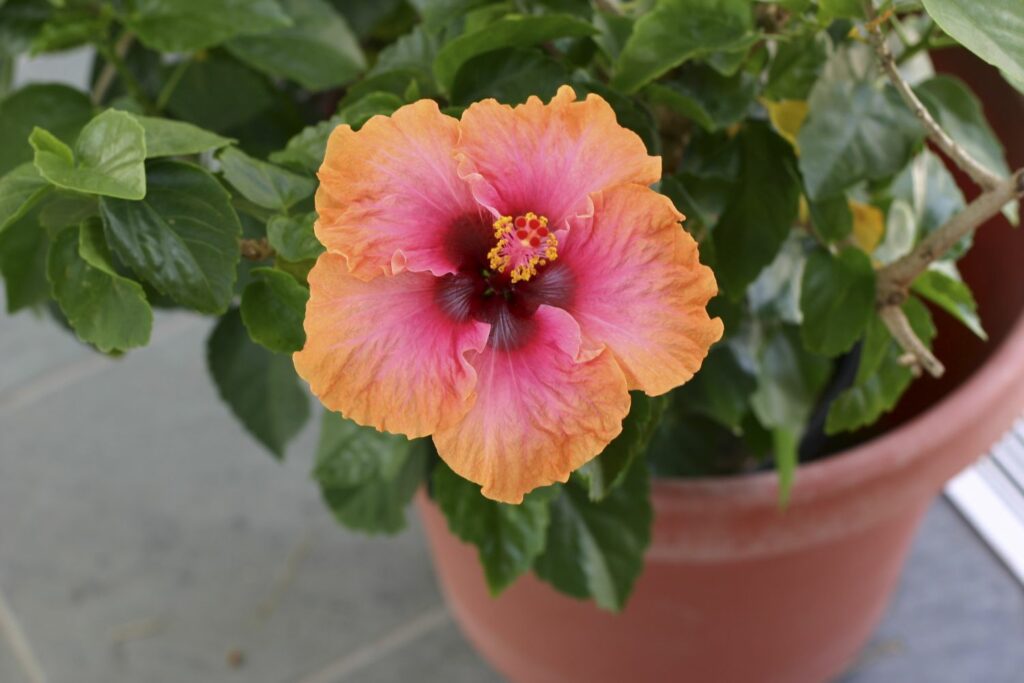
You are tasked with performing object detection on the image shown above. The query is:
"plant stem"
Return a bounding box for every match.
[863,1,1024,378]
[155,58,191,112]
[894,20,936,66]
[94,30,156,112]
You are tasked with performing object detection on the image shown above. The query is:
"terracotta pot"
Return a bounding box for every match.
[417,51,1024,683]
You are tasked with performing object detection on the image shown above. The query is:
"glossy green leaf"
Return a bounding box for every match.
[533,457,651,612]
[128,0,292,53]
[270,117,341,172]
[100,160,241,314]
[266,212,323,262]
[912,265,985,340]
[798,53,923,199]
[578,393,668,502]
[0,0,52,58]
[800,247,876,357]
[712,123,801,296]
[38,192,98,230]
[818,0,863,21]
[921,0,1024,86]
[47,220,152,353]
[0,210,49,312]
[611,0,754,93]
[750,325,831,437]
[434,13,596,92]
[0,162,50,235]
[808,195,853,243]
[451,47,568,106]
[0,83,93,176]
[433,464,554,594]
[240,267,308,353]
[218,147,315,212]
[675,345,757,432]
[407,0,489,30]
[132,115,234,158]
[165,54,277,133]
[764,32,830,101]
[313,411,426,534]
[645,63,757,131]
[227,0,366,91]
[207,308,310,458]
[367,25,438,95]
[825,298,936,434]
[31,110,147,200]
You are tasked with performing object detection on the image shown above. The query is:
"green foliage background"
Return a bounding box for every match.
[1,0,1021,609]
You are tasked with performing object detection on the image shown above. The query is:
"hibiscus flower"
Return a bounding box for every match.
[294,86,722,503]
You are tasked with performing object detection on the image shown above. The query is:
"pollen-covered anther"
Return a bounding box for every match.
[487,212,558,283]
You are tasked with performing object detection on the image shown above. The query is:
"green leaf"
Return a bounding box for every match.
[165,54,276,133]
[808,195,853,243]
[433,463,554,594]
[891,150,967,255]
[434,13,596,93]
[0,0,52,58]
[240,267,308,353]
[367,25,439,95]
[31,110,147,200]
[578,393,668,502]
[921,0,1024,87]
[0,83,93,176]
[611,0,754,93]
[207,308,310,458]
[313,411,426,534]
[798,52,923,199]
[818,0,864,21]
[451,47,568,106]
[800,247,876,357]
[100,160,241,314]
[0,210,49,312]
[750,325,831,436]
[227,0,366,91]
[46,220,152,353]
[336,91,404,129]
[132,115,234,158]
[825,298,936,434]
[266,212,323,262]
[764,32,830,102]
[645,63,757,132]
[912,264,985,340]
[0,162,50,235]
[533,457,651,612]
[712,123,801,295]
[218,147,315,212]
[675,345,757,432]
[128,0,292,53]
[269,117,340,172]
[38,191,98,230]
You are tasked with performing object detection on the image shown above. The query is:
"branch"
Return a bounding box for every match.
[863,3,1003,191]
[878,305,945,378]
[91,30,135,106]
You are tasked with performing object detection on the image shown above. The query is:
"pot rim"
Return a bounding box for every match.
[652,294,1024,511]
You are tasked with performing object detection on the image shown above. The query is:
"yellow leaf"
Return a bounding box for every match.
[765,100,808,155]
[849,200,884,253]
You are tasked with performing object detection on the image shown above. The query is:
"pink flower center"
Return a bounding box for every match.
[486,213,558,283]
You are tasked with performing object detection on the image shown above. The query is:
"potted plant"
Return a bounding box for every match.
[1,0,1022,681]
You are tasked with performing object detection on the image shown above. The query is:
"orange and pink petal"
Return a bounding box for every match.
[560,184,723,396]
[294,253,490,438]
[433,305,631,504]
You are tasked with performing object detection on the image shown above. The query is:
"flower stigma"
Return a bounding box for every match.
[487,212,558,283]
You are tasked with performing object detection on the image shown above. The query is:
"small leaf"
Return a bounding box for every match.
[712,122,802,296]
[765,99,808,152]
[578,392,669,501]
[207,308,310,458]
[101,160,241,314]
[433,463,554,594]
[0,83,93,176]
[240,267,308,353]
[218,147,315,212]
[0,162,50,235]
[611,0,754,93]
[313,410,426,534]
[128,0,292,53]
[800,247,876,357]
[533,457,652,612]
[132,115,234,158]
[808,194,852,243]
[31,110,147,200]
[434,13,596,92]
[266,212,323,262]
[47,220,152,353]
[912,264,986,340]
[674,345,757,432]
[818,0,864,21]
[921,0,1024,88]
[765,32,830,102]
[451,47,568,106]
[646,63,758,132]
[227,0,366,91]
